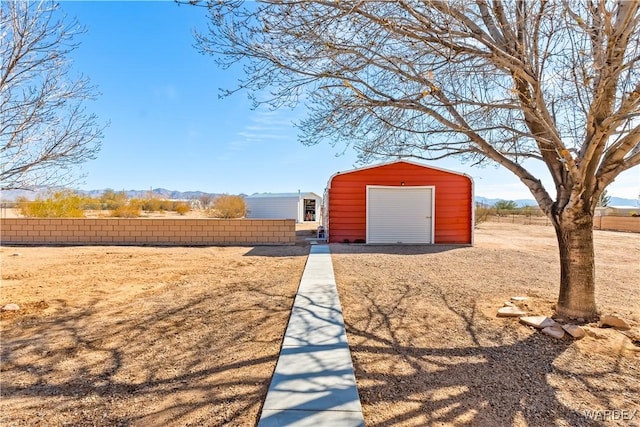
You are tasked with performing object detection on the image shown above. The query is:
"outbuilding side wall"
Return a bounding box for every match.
[0,218,295,245]
[327,162,473,244]
[245,193,323,222]
[246,197,299,220]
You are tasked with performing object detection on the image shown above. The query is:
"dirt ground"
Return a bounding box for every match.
[332,222,639,427]
[0,244,309,426]
[1,221,638,427]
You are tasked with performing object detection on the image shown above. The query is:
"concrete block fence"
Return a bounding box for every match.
[0,218,296,246]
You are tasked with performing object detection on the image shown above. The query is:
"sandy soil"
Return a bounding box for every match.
[332,222,639,427]
[1,245,308,426]
[1,221,638,426]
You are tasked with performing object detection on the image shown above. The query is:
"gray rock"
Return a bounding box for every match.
[519,316,557,329]
[542,325,566,339]
[562,324,586,339]
[2,303,20,311]
[599,315,631,330]
[497,306,527,317]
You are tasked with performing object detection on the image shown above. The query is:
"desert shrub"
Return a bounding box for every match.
[174,202,191,215]
[81,197,102,210]
[110,199,141,218]
[209,194,246,218]
[519,205,544,217]
[18,191,87,218]
[100,189,127,210]
[475,205,493,225]
[141,197,163,212]
[493,200,518,215]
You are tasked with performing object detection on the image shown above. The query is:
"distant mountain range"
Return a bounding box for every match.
[1,188,637,207]
[80,188,227,200]
[0,188,225,202]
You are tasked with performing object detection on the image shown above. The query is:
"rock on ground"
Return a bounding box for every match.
[497,306,527,317]
[562,324,586,339]
[519,316,557,329]
[599,315,631,330]
[542,325,566,339]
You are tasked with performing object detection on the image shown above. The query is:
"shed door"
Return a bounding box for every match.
[367,186,433,244]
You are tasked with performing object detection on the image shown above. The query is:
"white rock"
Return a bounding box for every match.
[562,324,586,339]
[2,303,20,311]
[519,316,557,329]
[599,315,631,330]
[542,325,566,339]
[497,306,527,317]
[510,296,528,302]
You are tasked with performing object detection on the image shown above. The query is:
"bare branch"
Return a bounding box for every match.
[195,0,639,215]
[0,1,105,190]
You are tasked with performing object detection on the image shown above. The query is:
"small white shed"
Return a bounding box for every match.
[245,192,323,223]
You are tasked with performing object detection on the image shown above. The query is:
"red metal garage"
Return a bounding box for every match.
[323,160,474,244]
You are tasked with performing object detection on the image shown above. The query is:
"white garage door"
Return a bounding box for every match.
[367,186,434,244]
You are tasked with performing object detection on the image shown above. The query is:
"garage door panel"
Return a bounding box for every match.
[367,187,433,244]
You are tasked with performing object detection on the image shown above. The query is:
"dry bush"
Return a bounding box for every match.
[110,200,141,218]
[100,189,127,210]
[475,205,494,225]
[174,202,191,215]
[18,191,87,218]
[210,194,246,218]
[141,197,163,212]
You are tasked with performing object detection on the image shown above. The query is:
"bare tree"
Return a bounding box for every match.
[1,0,104,190]
[192,0,640,319]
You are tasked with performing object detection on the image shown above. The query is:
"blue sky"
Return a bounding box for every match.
[60,1,638,201]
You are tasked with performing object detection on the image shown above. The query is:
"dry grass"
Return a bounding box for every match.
[332,222,639,427]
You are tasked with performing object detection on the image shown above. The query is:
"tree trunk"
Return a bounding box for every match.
[553,209,597,320]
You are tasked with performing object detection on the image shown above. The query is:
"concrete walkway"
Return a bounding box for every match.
[258,244,365,427]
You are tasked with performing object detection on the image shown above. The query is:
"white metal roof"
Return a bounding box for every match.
[246,192,322,199]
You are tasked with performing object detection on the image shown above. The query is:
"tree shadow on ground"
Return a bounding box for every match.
[243,245,310,258]
[343,283,636,426]
[0,285,295,426]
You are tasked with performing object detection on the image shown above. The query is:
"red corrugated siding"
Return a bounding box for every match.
[327,161,472,244]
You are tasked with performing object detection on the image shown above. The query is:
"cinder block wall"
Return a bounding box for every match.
[0,218,296,245]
